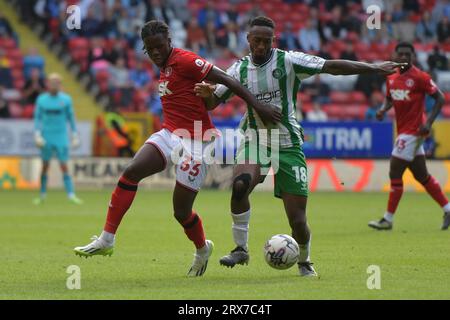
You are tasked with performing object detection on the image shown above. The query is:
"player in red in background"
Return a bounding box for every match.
[74,20,281,277]
[368,42,450,231]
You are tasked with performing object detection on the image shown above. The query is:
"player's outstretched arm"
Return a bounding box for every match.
[205,66,281,124]
[322,60,407,76]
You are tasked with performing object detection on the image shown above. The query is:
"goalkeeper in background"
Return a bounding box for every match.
[33,73,82,205]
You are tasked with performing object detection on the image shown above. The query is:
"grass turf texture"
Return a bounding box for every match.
[1,189,449,299]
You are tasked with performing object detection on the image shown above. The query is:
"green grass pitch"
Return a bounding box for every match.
[1,189,449,299]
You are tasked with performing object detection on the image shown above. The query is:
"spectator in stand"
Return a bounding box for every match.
[403,0,420,14]
[23,47,45,81]
[340,42,358,61]
[316,43,332,60]
[129,59,152,90]
[124,0,147,23]
[145,0,175,24]
[437,16,450,43]
[0,12,13,38]
[354,70,385,99]
[343,5,363,35]
[197,2,223,29]
[107,40,129,67]
[104,103,135,157]
[416,11,437,43]
[323,6,348,41]
[106,0,124,20]
[391,2,407,22]
[306,101,328,122]
[205,20,218,56]
[240,5,265,27]
[88,38,111,75]
[432,0,450,22]
[186,19,207,57]
[216,22,239,55]
[279,22,301,51]
[302,75,331,105]
[117,8,143,45]
[109,57,133,107]
[365,91,384,121]
[299,18,321,52]
[0,86,10,118]
[428,46,448,71]
[224,3,241,25]
[101,9,120,39]
[23,68,46,105]
[82,7,102,38]
[393,14,416,43]
[147,80,163,131]
[0,49,13,89]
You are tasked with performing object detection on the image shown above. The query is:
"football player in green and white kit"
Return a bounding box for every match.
[195,16,405,276]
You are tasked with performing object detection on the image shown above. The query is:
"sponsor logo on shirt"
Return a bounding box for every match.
[272,68,284,79]
[256,90,282,103]
[159,81,173,97]
[406,79,414,87]
[195,59,204,67]
[165,66,172,77]
[390,89,410,101]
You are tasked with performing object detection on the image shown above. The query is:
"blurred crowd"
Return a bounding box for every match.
[1,0,449,124]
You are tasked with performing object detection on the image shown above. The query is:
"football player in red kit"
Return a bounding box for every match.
[74,20,281,277]
[368,42,450,231]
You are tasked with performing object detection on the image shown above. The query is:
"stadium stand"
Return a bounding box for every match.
[3,0,450,122]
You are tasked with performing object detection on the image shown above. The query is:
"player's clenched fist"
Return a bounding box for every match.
[375,109,386,121]
[194,81,216,98]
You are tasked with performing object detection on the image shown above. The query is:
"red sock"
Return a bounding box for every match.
[422,175,449,207]
[104,176,138,234]
[387,178,403,214]
[181,211,206,249]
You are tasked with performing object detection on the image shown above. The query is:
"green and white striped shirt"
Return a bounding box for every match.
[215,48,325,148]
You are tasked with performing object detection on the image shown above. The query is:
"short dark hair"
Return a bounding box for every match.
[141,20,169,40]
[395,42,415,53]
[250,16,275,29]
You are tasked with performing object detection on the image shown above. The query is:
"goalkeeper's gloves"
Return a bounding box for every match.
[34,131,45,148]
[71,132,81,148]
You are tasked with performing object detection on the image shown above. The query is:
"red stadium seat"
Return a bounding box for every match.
[297,92,311,103]
[13,79,25,90]
[68,37,89,51]
[0,37,16,49]
[441,105,450,118]
[345,105,365,120]
[444,92,450,102]
[330,91,351,104]
[349,91,367,104]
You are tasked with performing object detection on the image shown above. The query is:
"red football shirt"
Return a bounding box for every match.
[158,48,215,139]
[386,65,438,135]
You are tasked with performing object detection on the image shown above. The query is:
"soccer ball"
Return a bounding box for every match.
[263,234,299,270]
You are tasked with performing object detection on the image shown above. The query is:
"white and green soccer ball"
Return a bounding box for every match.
[264,234,299,270]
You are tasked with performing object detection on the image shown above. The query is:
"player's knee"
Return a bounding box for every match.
[173,210,191,224]
[416,173,430,185]
[231,174,251,201]
[123,161,144,182]
[389,171,402,180]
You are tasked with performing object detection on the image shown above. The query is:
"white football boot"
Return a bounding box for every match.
[187,240,214,277]
[74,235,114,258]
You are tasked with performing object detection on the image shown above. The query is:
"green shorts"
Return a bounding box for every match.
[235,141,308,198]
